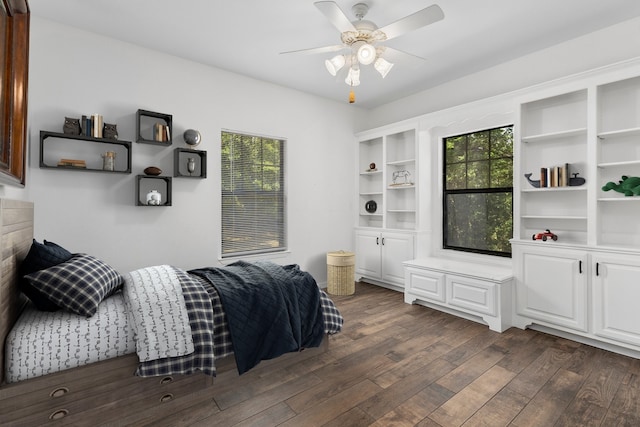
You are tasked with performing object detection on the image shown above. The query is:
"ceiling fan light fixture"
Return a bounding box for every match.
[356,43,376,65]
[325,54,346,76]
[374,57,394,78]
[345,67,361,86]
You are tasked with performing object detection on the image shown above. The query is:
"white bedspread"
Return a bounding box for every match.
[123,265,194,362]
[4,292,135,383]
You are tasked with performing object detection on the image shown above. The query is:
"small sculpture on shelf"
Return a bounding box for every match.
[146,190,162,206]
[391,170,412,186]
[103,123,118,140]
[187,157,196,176]
[602,175,640,196]
[143,166,162,176]
[532,229,558,242]
[63,117,81,135]
[367,162,377,171]
[183,129,201,148]
[101,151,116,171]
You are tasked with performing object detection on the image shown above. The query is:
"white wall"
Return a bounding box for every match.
[0,17,359,284]
[356,16,640,131]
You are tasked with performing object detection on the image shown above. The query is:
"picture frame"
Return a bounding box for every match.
[0,0,29,187]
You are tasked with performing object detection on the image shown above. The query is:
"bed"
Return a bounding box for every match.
[0,199,343,425]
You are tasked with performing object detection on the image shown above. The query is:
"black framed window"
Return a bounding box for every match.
[443,125,513,257]
[221,131,286,258]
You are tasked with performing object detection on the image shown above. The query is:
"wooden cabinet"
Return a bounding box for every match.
[404,258,513,332]
[512,242,588,332]
[355,229,414,291]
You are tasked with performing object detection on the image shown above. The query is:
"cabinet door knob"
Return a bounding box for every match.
[381,237,385,245]
[596,262,600,276]
[376,237,379,245]
[579,260,582,274]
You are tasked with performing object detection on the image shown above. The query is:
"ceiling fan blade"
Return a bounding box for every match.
[382,46,426,64]
[314,1,357,33]
[280,45,345,56]
[377,4,444,40]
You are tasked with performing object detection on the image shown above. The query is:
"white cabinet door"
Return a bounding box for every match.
[381,232,415,286]
[355,230,382,279]
[592,253,640,346]
[514,245,588,331]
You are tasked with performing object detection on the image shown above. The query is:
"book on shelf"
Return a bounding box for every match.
[58,158,87,168]
[153,122,170,142]
[539,163,569,188]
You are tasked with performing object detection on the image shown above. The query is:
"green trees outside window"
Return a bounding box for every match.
[443,126,513,257]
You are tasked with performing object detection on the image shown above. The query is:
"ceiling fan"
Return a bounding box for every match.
[282,1,444,99]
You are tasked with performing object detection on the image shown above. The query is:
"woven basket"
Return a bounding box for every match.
[327,250,355,296]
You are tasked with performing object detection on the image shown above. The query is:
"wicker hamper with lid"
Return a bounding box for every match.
[326,250,355,296]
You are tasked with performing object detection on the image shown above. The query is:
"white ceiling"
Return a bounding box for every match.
[28,0,640,109]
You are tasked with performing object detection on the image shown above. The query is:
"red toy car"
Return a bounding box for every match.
[532,229,558,241]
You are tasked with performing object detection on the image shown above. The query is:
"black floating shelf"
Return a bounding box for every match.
[136,109,172,146]
[174,148,207,178]
[39,131,132,174]
[136,175,172,206]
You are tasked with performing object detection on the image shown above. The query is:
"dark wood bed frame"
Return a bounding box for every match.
[0,199,328,425]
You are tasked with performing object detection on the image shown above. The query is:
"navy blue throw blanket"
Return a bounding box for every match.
[189,261,324,374]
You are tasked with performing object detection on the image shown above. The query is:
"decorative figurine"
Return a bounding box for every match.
[143,166,162,176]
[183,129,201,147]
[187,157,196,176]
[146,190,162,206]
[63,117,81,135]
[602,175,640,196]
[103,123,118,140]
[392,170,412,185]
[532,229,558,241]
[101,151,116,171]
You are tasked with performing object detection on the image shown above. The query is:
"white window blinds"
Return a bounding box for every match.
[221,131,286,258]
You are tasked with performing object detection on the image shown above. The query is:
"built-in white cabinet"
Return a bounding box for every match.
[512,243,588,332]
[512,72,640,357]
[355,229,414,291]
[592,252,640,347]
[404,258,513,332]
[355,123,418,290]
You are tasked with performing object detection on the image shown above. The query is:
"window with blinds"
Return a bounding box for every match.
[221,131,286,258]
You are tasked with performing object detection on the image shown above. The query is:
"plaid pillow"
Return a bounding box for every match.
[24,253,123,317]
[19,239,74,311]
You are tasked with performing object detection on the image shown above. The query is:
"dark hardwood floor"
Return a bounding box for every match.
[151,282,640,426]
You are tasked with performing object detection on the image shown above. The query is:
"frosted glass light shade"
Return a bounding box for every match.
[374,57,394,78]
[325,55,345,76]
[357,43,376,65]
[345,67,361,86]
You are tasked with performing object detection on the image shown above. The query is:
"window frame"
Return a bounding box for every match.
[441,125,514,258]
[220,130,287,259]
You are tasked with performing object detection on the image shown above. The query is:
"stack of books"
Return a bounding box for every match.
[57,158,87,168]
[153,122,171,142]
[540,163,569,187]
